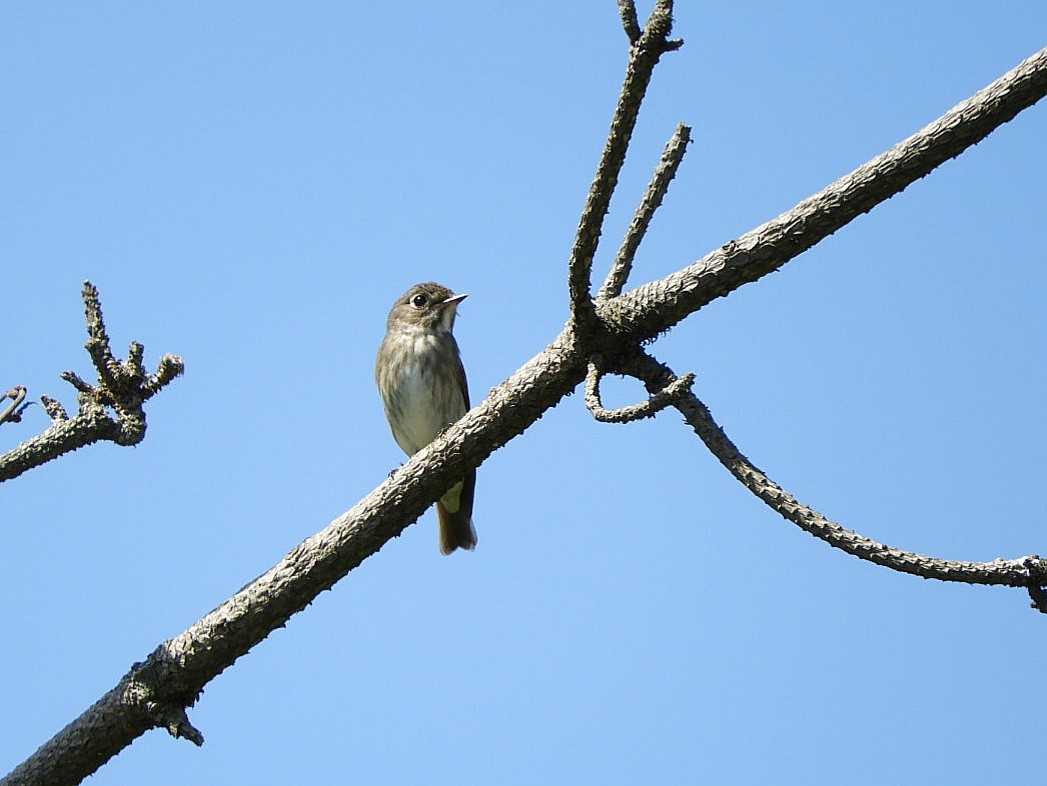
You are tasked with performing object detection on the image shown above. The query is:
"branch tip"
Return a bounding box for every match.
[640,0,675,49]
[1028,585,1047,615]
[598,122,692,300]
[152,703,205,746]
[81,282,125,390]
[40,395,69,421]
[60,370,94,395]
[145,354,185,398]
[616,0,641,43]
[1,386,28,425]
[81,281,109,345]
[127,340,146,377]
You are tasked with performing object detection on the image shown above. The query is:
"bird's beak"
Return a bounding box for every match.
[441,293,469,309]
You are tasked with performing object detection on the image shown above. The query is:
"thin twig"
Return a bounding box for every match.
[1,386,28,425]
[616,0,641,43]
[568,0,681,331]
[0,282,184,484]
[59,371,94,395]
[40,396,69,421]
[1028,584,1047,614]
[144,355,185,398]
[81,281,125,390]
[628,351,1047,592]
[126,341,145,378]
[148,703,204,747]
[598,123,691,300]
[585,356,694,423]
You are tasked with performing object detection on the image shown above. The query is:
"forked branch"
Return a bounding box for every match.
[0,282,184,483]
[568,0,682,330]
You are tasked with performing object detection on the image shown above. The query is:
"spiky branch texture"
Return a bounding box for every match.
[0,282,184,484]
[3,8,1046,785]
[567,0,681,330]
[626,351,1047,590]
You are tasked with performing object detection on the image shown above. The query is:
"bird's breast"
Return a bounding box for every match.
[378,330,466,456]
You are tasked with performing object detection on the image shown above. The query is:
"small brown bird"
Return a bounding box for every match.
[375,282,477,554]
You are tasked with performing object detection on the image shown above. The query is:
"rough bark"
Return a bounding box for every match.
[0,282,183,484]
[3,16,1045,786]
[627,351,1047,588]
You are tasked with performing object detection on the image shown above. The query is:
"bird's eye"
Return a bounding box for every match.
[411,293,428,308]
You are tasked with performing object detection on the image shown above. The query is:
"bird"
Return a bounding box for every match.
[375,282,477,554]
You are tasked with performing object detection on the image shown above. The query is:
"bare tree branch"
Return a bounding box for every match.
[626,351,1047,593]
[144,355,184,398]
[126,341,145,379]
[616,0,642,44]
[39,396,69,422]
[584,356,694,423]
[598,123,691,300]
[5,32,1046,786]
[599,45,1047,339]
[1,386,31,425]
[80,282,125,392]
[0,282,184,484]
[149,704,204,748]
[58,371,94,395]
[1028,585,1047,614]
[568,0,681,330]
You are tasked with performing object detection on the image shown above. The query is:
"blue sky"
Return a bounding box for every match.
[3,2,1046,784]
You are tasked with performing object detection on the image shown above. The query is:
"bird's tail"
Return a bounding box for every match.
[436,471,477,555]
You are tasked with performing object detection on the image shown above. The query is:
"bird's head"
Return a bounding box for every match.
[386,282,468,334]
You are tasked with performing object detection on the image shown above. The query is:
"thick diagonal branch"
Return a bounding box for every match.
[6,42,1047,786]
[568,0,679,328]
[599,45,1047,339]
[0,282,184,484]
[628,351,1047,589]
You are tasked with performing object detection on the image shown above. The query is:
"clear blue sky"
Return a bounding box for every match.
[3,3,1046,784]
